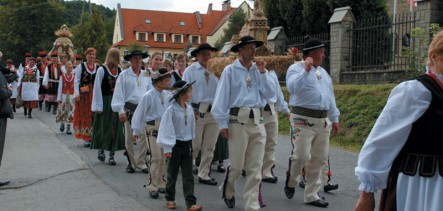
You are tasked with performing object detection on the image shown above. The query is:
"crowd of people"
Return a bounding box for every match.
[0,35,346,211]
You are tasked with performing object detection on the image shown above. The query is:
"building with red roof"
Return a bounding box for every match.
[112,1,251,59]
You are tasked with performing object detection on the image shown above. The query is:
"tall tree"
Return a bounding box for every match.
[0,0,64,64]
[278,0,304,36]
[302,0,332,34]
[214,8,246,50]
[262,0,285,29]
[328,0,388,21]
[72,8,108,62]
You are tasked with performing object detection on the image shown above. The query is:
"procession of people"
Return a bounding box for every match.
[0,36,345,211]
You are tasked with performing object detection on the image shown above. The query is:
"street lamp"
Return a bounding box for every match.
[144,45,150,54]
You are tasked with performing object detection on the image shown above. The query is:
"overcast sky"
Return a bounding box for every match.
[86,0,252,13]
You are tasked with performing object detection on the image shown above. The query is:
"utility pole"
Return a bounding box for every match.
[80,0,85,25]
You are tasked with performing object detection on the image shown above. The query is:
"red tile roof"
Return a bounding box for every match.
[113,8,236,49]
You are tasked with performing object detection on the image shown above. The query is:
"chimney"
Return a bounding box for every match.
[207,3,213,14]
[222,1,231,11]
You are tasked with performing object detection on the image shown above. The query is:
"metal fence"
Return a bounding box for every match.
[347,12,418,72]
[286,32,330,72]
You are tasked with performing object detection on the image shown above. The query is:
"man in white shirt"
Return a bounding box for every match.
[111,50,152,174]
[183,43,219,186]
[284,38,340,208]
[212,36,275,211]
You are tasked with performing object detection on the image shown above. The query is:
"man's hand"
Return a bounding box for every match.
[7,84,13,91]
[332,122,339,136]
[354,192,375,211]
[304,57,314,72]
[165,152,172,158]
[220,128,229,139]
[256,59,267,73]
[119,113,127,123]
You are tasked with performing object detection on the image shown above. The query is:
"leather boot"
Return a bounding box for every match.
[45,102,50,112]
[66,124,72,135]
[52,102,58,114]
[24,107,27,116]
[28,109,32,118]
[38,101,42,110]
[98,149,105,162]
[12,104,16,113]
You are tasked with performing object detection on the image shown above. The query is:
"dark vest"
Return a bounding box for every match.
[80,63,97,86]
[101,66,121,96]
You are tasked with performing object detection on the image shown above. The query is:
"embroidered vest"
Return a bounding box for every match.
[101,66,121,96]
[22,67,38,82]
[61,74,75,95]
[80,63,97,86]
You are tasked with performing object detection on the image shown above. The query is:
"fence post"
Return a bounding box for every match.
[416,0,443,56]
[328,7,355,84]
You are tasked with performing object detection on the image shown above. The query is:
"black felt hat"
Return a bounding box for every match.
[302,38,325,54]
[151,68,171,84]
[230,36,264,53]
[124,50,149,61]
[191,43,218,57]
[170,80,196,102]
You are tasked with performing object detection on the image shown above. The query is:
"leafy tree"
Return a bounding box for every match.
[72,8,108,62]
[262,0,285,29]
[0,0,64,64]
[278,0,304,36]
[302,0,332,34]
[214,8,246,50]
[327,0,388,21]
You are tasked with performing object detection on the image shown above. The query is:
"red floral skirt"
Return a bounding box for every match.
[73,85,93,141]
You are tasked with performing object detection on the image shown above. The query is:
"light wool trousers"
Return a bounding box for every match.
[124,121,148,170]
[192,112,219,180]
[262,110,279,179]
[145,124,166,192]
[286,114,331,203]
[222,117,266,211]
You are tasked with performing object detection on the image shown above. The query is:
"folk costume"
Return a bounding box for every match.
[356,70,443,211]
[56,70,75,134]
[6,63,18,112]
[131,70,171,198]
[91,65,125,165]
[36,51,48,110]
[211,36,275,211]
[261,70,290,183]
[43,52,63,114]
[284,39,339,207]
[73,62,97,143]
[19,63,40,118]
[156,81,202,210]
[111,50,152,173]
[183,44,220,185]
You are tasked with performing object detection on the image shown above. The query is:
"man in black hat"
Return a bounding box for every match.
[212,36,275,210]
[183,43,220,186]
[111,50,152,174]
[283,38,340,208]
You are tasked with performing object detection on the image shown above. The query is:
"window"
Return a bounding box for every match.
[179,21,185,26]
[173,34,183,43]
[155,33,165,42]
[191,35,200,44]
[137,33,146,41]
[145,19,151,24]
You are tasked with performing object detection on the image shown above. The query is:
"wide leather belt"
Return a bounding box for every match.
[292,106,328,118]
[230,107,262,118]
[124,102,138,112]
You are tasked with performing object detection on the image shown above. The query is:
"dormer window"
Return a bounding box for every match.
[145,19,151,24]
[180,21,185,26]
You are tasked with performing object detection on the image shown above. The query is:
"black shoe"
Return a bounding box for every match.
[262,176,278,183]
[149,191,159,199]
[0,179,10,187]
[299,179,306,189]
[126,165,135,173]
[241,170,246,177]
[217,163,226,173]
[224,196,235,208]
[158,187,166,194]
[60,124,65,132]
[38,101,42,110]
[98,150,105,162]
[198,177,217,186]
[46,104,50,112]
[108,157,116,165]
[53,107,57,114]
[306,199,329,208]
[12,105,16,112]
[141,168,149,174]
[324,183,339,192]
[28,113,32,118]
[284,186,295,199]
[66,127,72,135]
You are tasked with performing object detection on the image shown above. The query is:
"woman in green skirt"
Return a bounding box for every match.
[91,48,125,165]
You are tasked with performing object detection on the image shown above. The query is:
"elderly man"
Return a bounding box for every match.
[183,43,220,186]
[212,36,275,211]
[0,51,13,187]
[111,50,152,174]
[284,38,340,208]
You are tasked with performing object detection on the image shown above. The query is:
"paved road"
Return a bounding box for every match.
[0,108,379,210]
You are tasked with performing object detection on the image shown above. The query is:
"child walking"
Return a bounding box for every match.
[157,80,202,211]
[56,61,75,134]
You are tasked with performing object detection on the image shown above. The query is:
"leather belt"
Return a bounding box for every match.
[230,107,262,118]
[124,102,138,112]
[292,106,328,118]
[146,120,155,126]
[191,103,212,112]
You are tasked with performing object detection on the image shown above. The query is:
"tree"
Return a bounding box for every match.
[302,0,332,34]
[328,0,388,21]
[262,0,285,29]
[0,0,64,64]
[214,8,246,50]
[278,0,304,36]
[72,8,108,62]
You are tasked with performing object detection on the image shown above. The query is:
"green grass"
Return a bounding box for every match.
[278,84,396,152]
